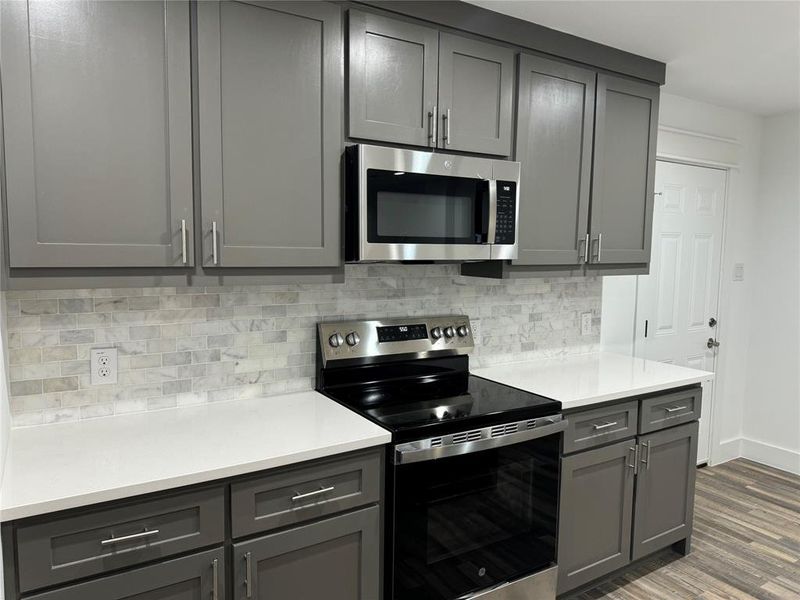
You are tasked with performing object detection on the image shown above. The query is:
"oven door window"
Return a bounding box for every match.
[367,169,489,244]
[392,437,559,600]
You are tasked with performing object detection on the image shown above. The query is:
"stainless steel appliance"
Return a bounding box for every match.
[316,316,564,600]
[345,145,520,262]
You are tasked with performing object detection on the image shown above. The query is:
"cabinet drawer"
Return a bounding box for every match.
[639,388,702,434]
[563,401,638,454]
[231,449,382,538]
[16,487,225,593]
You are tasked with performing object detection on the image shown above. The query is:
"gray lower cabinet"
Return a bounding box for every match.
[232,505,381,600]
[588,74,660,266]
[348,10,514,156]
[197,1,342,268]
[632,421,699,560]
[437,33,514,155]
[0,0,194,268]
[513,55,595,267]
[26,548,225,600]
[557,440,635,593]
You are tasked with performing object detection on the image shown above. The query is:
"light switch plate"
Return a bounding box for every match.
[581,312,592,336]
[90,348,118,385]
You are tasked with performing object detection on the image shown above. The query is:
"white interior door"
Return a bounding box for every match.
[635,161,726,464]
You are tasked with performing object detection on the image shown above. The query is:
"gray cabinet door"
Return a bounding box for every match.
[557,440,636,594]
[27,548,225,600]
[348,10,438,148]
[632,421,699,560]
[1,1,194,268]
[197,1,342,267]
[233,505,380,600]
[437,33,514,155]
[589,74,660,264]
[513,55,595,266]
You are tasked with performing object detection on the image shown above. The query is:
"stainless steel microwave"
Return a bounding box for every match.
[345,144,520,262]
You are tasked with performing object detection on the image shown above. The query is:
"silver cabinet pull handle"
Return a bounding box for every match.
[100,528,159,546]
[593,421,618,430]
[665,405,688,413]
[596,232,603,262]
[428,105,438,147]
[211,221,218,265]
[291,485,335,502]
[245,552,253,598]
[443,108,451,145]
[627,446,637,471]
[180,219,187,265]
[582,233,590,263]
[212,558,219,600]
[641,441,651,470]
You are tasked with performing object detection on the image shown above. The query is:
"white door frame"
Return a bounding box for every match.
[640,154,732,466]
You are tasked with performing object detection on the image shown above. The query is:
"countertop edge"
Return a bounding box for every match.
[0,432,390,522]
[559,375,712,410]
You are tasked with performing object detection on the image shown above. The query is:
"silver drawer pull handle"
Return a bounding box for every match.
[665,405,688,413]
[100,528,160,546]
[211,220,218,265]
[593,421,618,430]
[212,558,219,600]
[245,552,253,598]
[180,219,188,265]
[291,485,335,502]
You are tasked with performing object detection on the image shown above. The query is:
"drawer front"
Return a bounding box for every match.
[16,487,225,593]
[639,388,702,434]
[231,449,382,538]
[563,401,638,453]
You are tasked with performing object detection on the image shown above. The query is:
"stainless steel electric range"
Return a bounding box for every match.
[316,315,565,600]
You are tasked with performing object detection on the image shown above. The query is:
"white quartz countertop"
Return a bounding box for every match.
[0,391,390,521]
[473,352,714,410]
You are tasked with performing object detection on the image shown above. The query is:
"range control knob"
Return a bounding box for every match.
[430,327,443,340]
[456,325,469,337]
[328,333,344,348]
[443,326,456,339]
[345,332,360,347]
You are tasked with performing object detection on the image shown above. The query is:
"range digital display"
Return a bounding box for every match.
[377,324,428,343]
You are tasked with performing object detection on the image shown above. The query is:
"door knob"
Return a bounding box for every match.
[709,317,717,328]
[707,337,720,349]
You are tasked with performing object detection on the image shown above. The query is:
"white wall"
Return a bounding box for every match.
[742,111,800,473]
[601,92,764,466]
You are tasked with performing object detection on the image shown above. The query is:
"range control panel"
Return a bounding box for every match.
[318,316,474,365]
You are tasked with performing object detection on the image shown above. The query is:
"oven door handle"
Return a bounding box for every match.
[394,418,567,465]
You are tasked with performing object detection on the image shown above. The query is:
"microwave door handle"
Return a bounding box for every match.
[486,179,498,244]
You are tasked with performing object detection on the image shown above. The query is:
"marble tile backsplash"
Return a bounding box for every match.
[5,265,601,427]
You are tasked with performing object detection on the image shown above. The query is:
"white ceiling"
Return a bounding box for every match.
[467,1,800,116]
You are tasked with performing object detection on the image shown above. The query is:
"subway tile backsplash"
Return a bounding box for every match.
[5,265,601,427]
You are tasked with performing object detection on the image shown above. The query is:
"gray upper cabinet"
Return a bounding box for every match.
[1,1,194,268]
[348,11,513,156]
[632,421,699,560]
[26,549,225,600]
[557,440,635,594]
[197,1,342,268]
[589,74,660,265]
[233,506,380,600]
[513,55,595,266]
[437,34,514,155]
[348,10,438,148]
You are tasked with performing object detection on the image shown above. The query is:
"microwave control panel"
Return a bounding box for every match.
[494,181,517,245]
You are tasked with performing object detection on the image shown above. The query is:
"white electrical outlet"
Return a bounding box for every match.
[580,312,593,336]
[90,348,118,385]
[733,263,745,282]
[470,319,482,344]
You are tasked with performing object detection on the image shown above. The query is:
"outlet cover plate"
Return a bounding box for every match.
[90,348,118,385]
[581,312,593,336]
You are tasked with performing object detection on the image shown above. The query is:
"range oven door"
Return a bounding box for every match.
[346,144,519,262]
[389,427,561,600]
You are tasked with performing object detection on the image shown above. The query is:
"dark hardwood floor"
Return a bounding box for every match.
[564,459,800,600]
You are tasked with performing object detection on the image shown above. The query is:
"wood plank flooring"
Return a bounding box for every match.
[564,459,800,600]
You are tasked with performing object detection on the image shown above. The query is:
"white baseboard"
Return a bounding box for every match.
[712,437,742,465]
[740,438,800,475]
